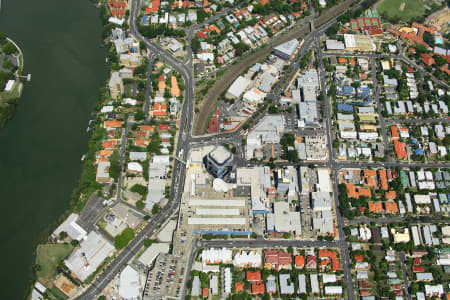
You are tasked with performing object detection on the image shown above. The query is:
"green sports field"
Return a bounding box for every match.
[377,0,426,23]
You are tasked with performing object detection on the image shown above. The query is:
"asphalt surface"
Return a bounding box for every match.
[399,252,412,300]
[143,53,154,121]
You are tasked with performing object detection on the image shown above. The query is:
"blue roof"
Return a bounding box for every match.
[338,86,355,95]
[251,63,262,72]
[363,98,373,105]
[415,148,424,156]
[252,210,269,214]
[337,104,354,112]
[141,15,149,25]
[411,138,418,144]
[358,87,371,96]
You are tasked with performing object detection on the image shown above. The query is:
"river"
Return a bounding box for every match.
[0,0,107,298]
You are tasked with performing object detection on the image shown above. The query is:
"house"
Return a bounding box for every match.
[295,255,304,268]
[391,228,410,243]
[246,271,261,283]
[266,275,276,293]
[421,53,435,66]
[251,283,265,295]
[279,274,294,294]
[318,249,340,272]
[234,282,244,293]
[152,103,167,117]
[306,255,317,269]
[394,140,408,159]
[325,286,343,295]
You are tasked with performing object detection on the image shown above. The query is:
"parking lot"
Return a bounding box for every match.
[143,253,185,299]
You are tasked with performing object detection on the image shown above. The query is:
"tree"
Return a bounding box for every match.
[234,42,250,57]
[152,204,161,215]
[423,31,435,48]
[70,239,79,247]
[251,232,258,239]
[130,184,147,196]
[268,105,278,114]
[136,200,145,210]
[2,42,17,55]
[109,158,121,181]
[135,109,145,121]
[283,233,291,239]
[144,239,154,248]
[58,231,68,240]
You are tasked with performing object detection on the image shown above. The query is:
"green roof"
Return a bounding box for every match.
[371,9,379,18]
[358,19,365,27]
[400,172,409,187]
[351,20,358,30]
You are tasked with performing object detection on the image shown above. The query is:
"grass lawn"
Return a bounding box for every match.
[377,0,425,23]
[36,243,74,284]
[0,81,21,102]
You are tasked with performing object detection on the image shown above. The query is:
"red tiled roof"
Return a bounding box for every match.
[278,252,292,265]
[368,201,384,213]
[295,255,305,267]
[246,271,261,283]
[251,283,265,294]
[355,255,364,262]
[385,201,399,214]
[235,282,245,292]
[306,255,316,267]
[412,266,424,272]
[318,249,340,272]
[158,124,169,131]
[104,120,123,128]
[394,140,408,159]
[421,53,436,66]
[385,191,397,200]
[197,32,207,39]
[391,126,400,139]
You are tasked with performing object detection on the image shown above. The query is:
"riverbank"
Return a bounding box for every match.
[0,34,25,129]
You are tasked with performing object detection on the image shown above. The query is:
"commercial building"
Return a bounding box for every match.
[273,39,300,60]
[246,115,285,159]
[138,243,170,267]
[273,201,301,235]
[52,213,87,241]
[203,146,233,178]
[146,155,170,209]
[65,231,115,282]
[118,265,141,300]
[226,76,251,99]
